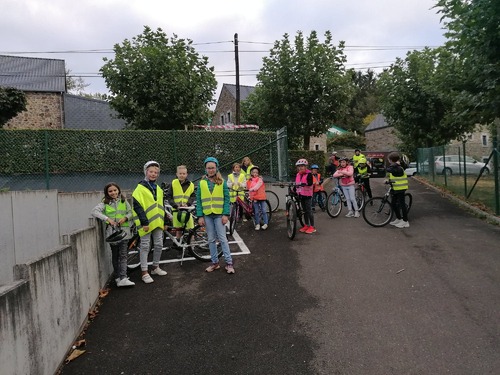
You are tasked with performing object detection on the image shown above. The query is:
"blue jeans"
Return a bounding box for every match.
[204,214,232,265]
[252,200,268,225]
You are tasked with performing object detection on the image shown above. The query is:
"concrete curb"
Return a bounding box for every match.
[412,176,500,226]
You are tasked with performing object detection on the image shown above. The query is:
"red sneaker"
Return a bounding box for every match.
[299,225,309,233]
[305,226,316,234]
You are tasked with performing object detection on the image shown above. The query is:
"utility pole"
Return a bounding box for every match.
[234,33,240,125]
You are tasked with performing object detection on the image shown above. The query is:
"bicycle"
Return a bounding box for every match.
[272,182,304,240]
[265,189,280,212]
[228,191,272,235]
[325,177,364,218]
[127,204,223,268]
[362,182,413,227]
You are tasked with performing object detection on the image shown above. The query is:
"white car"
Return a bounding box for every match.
[405,162,418,176]
[434,155,489,176]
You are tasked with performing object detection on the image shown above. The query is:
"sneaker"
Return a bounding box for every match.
[299,225,309,233]
[389,219,402,226]
[225,264,235,274]
[345,211,354,218]
[142,274,154,284]
[117,278,135,287]
[115,278,120,284]
[255,224,260,230]
[395,220,410,228]
[205,263,220,272]
[261,224,268,230]
[305,226,316,234]
[151,267,167,276]
[354,211,360,218]
[243,217,248,222]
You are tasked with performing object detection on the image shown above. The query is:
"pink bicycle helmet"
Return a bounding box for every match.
[295,158,308,166]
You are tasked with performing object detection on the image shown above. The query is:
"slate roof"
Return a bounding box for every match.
[365,114,391,132]
[64,94,126,130]
[223,83,255,101]
[0,55,66,92]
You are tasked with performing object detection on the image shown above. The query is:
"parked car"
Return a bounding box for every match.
[405,162,418,176]
[434,155,490,176]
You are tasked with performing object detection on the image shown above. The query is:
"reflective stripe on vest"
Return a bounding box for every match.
[199,180,224,215]
[132,184,165,236]
[389,173,408,190]
[172,179,194,206]
[228,172,246,202]
[104,200,130,227]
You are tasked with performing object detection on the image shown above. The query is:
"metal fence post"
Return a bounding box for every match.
[44,131,50,190]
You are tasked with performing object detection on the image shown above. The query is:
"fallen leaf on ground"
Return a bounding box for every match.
[65,349,86,363]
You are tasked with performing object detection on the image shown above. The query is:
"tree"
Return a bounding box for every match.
[436,0,500,124]
[66,69,90,95]
[340,69,380,134]
[0,87,27,127]
[100,26,217,130]
[378,48,465,152]
[244,31,353,149]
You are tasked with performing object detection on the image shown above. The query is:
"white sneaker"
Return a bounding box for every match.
[115,278,120,284]
[396,220,410,228]
[345,211,354,218]
[151,267,167,276]
[255,224,260,230]
[389,219,402,226]
[142,274,154,284]
[261,224,268,230]
[354,211,360,218]
[117,278,135,287]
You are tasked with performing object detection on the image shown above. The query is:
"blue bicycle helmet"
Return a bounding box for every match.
[204,157,219,168]
[311,164,319,169]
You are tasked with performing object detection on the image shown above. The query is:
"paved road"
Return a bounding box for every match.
[61,178,500,375]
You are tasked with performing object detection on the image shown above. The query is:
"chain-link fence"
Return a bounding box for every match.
[0,129,287,192]
[416,140,499,215]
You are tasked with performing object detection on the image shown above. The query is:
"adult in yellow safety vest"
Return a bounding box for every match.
[352,149,366,168]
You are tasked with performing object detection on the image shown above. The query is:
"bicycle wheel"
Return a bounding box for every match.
[362,197,393,227]
[229,203,240,235]
[127,233,141,271]
[286,199,297,240]
[265,190,279,212]
[355,188,365,211]
[264,199,272,223]
[326,190,342,218]
[317,191,328,211]
[187,225,223,262]
[405,193,413,215]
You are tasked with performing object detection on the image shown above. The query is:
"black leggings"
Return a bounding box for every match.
[299,195,314,227]
[391,190,408,221]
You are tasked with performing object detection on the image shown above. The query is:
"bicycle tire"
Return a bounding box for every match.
[326,190,342,218]
[187,225,223,262]
[317,191,328,211]
[127,234,141,271]
[286,199,297,240]
[355,187,366,211]
[266,190,279,212]
[229,203,240,235]
[264,199,272,223]
[405,193,413,215]
[362,197,393,227]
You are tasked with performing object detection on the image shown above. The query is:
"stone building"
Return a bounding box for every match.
[0,55,125,130]
[213,83,255,126]
[364,114,399,151]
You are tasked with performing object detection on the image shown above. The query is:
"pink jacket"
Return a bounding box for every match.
[333,165,355,186]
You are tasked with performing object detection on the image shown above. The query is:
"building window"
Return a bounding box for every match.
[227,111,231,124]
[481,134,488,147]
[221,115,224,125]
[314,144,320,151]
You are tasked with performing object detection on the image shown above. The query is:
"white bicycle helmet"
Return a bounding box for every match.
[144,160,160,175]
[295,158,308,166]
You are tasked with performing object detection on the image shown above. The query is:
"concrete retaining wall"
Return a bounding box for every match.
[0,224,112,375]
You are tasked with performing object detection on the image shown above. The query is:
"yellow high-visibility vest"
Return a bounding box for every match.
[132,184,164,236]
[199,180,224,215]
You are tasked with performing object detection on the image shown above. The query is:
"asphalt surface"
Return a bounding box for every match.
[60,178,500,375]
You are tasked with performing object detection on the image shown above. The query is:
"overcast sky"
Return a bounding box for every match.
[1,0,446,99]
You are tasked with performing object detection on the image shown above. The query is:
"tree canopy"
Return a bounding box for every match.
[100,26,217,130]
[0,87,27,127]
[242,31,353,149]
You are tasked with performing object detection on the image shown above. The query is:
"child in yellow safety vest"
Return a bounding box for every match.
[165,165,195,245]
[132,160,168,284]
[241,156,255,180]
[310,164,325,211]
[227,163,246,203]
[92,182,134,287]
[196,157,235,274]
